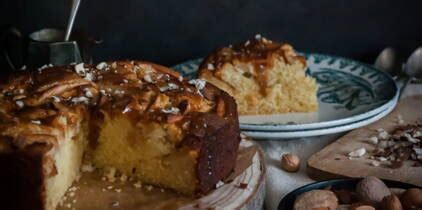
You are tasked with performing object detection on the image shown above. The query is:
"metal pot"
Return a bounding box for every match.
[1,26,101,70]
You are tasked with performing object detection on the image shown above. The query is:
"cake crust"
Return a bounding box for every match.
[0,144,47,210]
[0,61,240,209]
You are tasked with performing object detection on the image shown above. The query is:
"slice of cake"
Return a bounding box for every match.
[0,61,240,210]
[198,35,318,115]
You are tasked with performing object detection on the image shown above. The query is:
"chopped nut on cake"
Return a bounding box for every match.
[0,61,241,210]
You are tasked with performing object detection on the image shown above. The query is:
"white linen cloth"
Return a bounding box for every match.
[258,84,422,210]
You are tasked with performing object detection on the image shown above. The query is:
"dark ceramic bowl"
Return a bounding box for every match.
[278,178,419,210]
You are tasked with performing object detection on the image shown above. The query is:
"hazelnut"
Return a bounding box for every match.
[281,153,300,172]
[356,176,391,204]
[400,188,422,209]
[334,189,355,204]
[349,203,376,210]
[389,188,406,197]
[336,205,350,210]
[293,189,338,210]
[380,194,403,210]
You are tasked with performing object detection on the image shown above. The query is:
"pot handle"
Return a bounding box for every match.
[80,36,103,64]
[1,26,24,70]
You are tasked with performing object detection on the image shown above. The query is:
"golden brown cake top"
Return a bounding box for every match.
[0,61,227,152]
[200,35,306,72]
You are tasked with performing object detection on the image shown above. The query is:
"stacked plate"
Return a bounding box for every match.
[173,53,399,139]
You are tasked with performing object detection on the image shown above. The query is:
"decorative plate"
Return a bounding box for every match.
[241,102,395,139]
[172,54,398,131]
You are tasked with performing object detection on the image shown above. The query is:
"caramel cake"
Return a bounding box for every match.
[198,35,318,115]
[0,61,240,210]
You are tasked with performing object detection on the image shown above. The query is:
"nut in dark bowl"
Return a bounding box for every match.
[278,178,420,210]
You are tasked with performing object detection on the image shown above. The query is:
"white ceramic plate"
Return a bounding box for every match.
[241,99,396,139]
[172,54,398,131]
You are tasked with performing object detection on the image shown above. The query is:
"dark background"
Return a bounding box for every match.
[1,0,422,69]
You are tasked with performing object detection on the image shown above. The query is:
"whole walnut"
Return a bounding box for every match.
[293,189,338,210]
[400,188,422,209]
[356,176,391,204]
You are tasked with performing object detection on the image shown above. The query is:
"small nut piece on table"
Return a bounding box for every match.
[356,176,391,204]
[381,194,403,210]
[400,188,422,209]
[281,153,300,172]
[293,189,338,210]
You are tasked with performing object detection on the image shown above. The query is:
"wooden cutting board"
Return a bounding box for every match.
[307,96,422,186]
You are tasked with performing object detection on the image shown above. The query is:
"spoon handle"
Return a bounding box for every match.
[64,0,81,41]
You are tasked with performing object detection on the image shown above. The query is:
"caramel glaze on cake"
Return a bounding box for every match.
[199,36,306,96]
[0,61,240,210]
[198,35,318,115]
